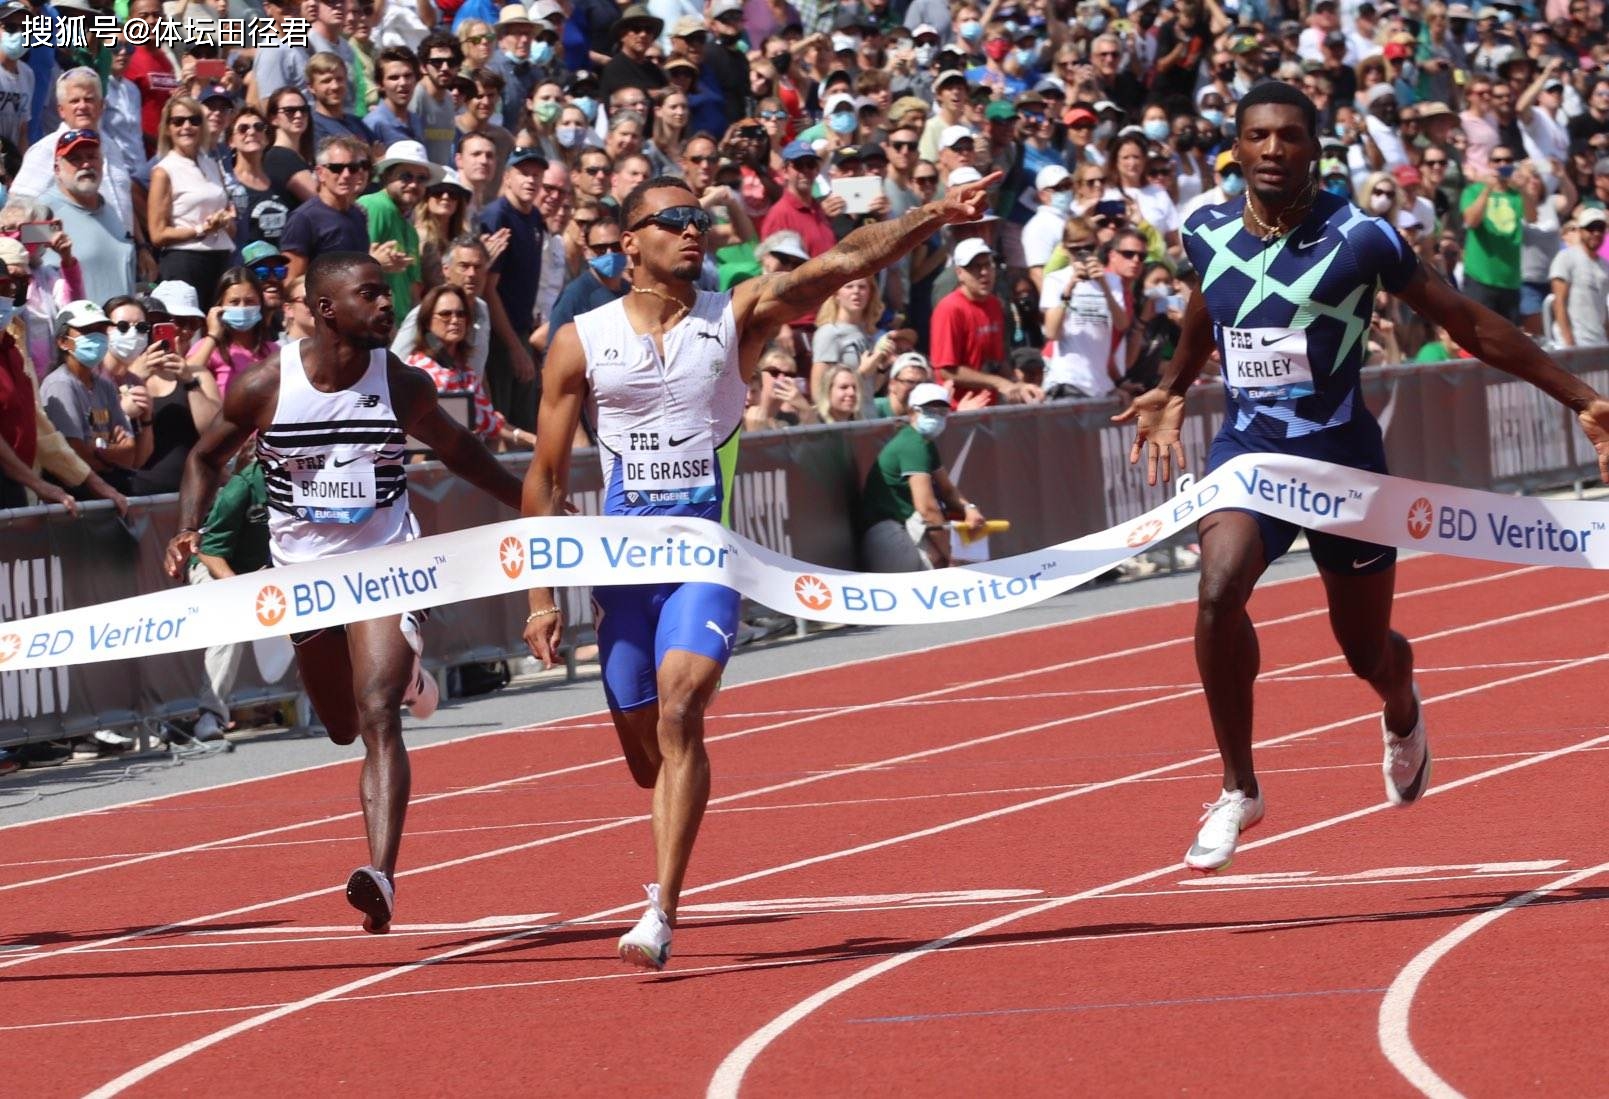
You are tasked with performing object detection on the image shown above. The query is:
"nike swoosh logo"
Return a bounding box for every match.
[1292,234,1326,251]
[1259,333,1293,347]
[666,434,697,448]
[331,456,365,468]
[1352,553,1387,570]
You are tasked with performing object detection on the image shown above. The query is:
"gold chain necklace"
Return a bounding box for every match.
[631,284,693,324]
[1245,184,1316,242]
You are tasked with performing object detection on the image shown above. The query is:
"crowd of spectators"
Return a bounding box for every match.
[3,0,1609,766]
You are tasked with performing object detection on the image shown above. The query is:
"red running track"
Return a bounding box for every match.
[3,555,1607,1097]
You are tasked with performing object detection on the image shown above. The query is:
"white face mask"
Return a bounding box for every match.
[1369,192,1394,213]
[108,328,148,361]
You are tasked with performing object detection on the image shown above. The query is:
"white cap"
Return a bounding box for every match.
[892,350,930,377]
[831,32,856,52]
[1035,164,1071,190]
[1093,99,1122,114]
[940,123,975,149]
[912,22,939,39]
[148,280,205,319]
[947,166,983,187]
[1578,207,1607,229]
[55,299,110,335]
[430,167,472,195]
[1393,208,1422,230]
[825,93,857,115]
[528,0,564,21]
[375,140,445,184]
[954,237,993,269]
[757,229,811,262]
[908,382,951,409]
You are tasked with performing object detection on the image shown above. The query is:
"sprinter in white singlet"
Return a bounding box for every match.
[166,252,523,933]
[524,172,1001,970]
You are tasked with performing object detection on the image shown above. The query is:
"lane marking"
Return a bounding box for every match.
[86,644,1609,1096]
[1377,858,1609,1099]
[704,658,1609,1099]
[847,985,1392,1024]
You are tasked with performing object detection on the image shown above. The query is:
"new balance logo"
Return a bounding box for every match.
[357,393,381,408]
[704,620,734,650]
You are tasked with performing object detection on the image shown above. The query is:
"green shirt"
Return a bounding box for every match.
[1412,340,1455,363]
[858,423,940,532]
[196,461,270,576]
[1459,183,1523,291]
[357,189,421,315]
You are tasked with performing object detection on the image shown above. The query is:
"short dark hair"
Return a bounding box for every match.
[307,250,381,303]
[585,210,621,243]
[417,30,462,66]
[375,45,420,83]
[1234,79,1319,139]
[621,175,698,229]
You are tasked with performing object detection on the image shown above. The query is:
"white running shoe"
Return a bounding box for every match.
[1184,789,1265,873]
[618,883,673,971]
[399,611,423,656]
[1382,686,1431,806]
[345,865,395,934]
[402,655,439,719]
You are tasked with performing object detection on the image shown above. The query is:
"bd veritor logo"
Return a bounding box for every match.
[1406,497,1434,540]
[1126,518,1164,548]
[0,632,19,664]
[793,574,832,611]
[255,585,288,627]
[499,536,525,579]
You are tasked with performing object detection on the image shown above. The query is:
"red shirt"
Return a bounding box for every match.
[125,45,179,146]
[0,333,37,468]
[929,288,1007,405]
[758,188,835,258]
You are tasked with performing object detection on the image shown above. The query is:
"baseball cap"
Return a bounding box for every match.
[947,166,983,188]
[1093,100,1123,115]
[935,69,969,90]
[889,96,928,121]
[953,238,993,269]
[825,93,856,115]
[0,236,25,268]
[670,14,705,37]
[912,23,940,40]
[833,144,868,165]
[757,230,811,262]
[1579,207,1608,229]
[710,0,744,18]
[508,146,549,169]
[1065,107,1096,126]
[781,139,819,162]
[907,382,951,409]
[940,124,975,149]
[1394,208,1422,231]
[1393,163,1422,187]
[148,280,205,319]
[55,128,99,157]
[1215,150,1239,173]
[984,101,1017,122]
[1414,100,1455,119]
[240,240,289,269]
[1035,164,1070,190]
[56,299,111,335]
[892,351,930,377]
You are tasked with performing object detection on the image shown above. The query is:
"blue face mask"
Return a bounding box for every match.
[556,124,585,147]
[222,305,262,331]
[1049,190,1073,213]
[828,111,856,135]
[588,251,627,278]
[1142,119,1170,142]
[1497,164,1515,180]
[1081,15,1106,32]
[71,331,108,366]
[1201,108,1224,128]
[0,31,26,60]
[1221,172,1246,196]
[0,299,15,329]
[0,182,9,210]
[1014,47,1038,69]
[1323,178,1351,196]
[913,410,947,438]
[958,20,983,42]
[530,40,553,65]
[572,96,598,123]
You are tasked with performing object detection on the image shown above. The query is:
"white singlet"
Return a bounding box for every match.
[573,289,746,521]
[257,339,414,565]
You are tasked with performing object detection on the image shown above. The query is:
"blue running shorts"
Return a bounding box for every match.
[591,582,742,712]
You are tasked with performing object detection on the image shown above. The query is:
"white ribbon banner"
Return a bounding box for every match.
[1,453,1604,672]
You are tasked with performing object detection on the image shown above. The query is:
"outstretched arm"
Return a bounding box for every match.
[1398,265,1609,481]
[1111,289,1216,485]
[734,172,1003,347]
[390,357,523,510]
[520,323,587,667]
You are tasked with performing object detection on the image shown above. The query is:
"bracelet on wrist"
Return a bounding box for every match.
[525,607,560,622]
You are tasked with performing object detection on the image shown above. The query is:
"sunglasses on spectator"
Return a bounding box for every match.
[587,239,625,255]
[1422,157,1448,167]
[760,110,788,120]
[234,121,267,135]
[277,105,310,116]
[393,170,432,185]
[432,307,469,319]
[685,154,717,165]
[761,366,796,377]
[424,56,455,67]
[250,263,288,279]
[110,319,150,334]
[1373,187,1396,197]
[790,157,821,172]
[1065,238,1095,250]
[912,174,937,185]
[888,140,917,152]
[1079,176,1106,187]
[169,114,202,128]
[737,126,765,140]
[629,205,713,234]
[1113,248,1145,259]
[462,33,492,44]
[322,160,371,174]
[1490,155,1514,164]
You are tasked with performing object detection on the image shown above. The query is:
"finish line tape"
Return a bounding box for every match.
[0,453,1604,672]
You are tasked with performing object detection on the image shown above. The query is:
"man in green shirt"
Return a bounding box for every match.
[1458,144,1524,324]
[185,459,272,741]
[358,141,438,316]
[858,382,987,571]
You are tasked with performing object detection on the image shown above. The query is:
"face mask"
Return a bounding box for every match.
[530,40,553,65]
[1221,172,1245,196]
[1497,164,1515,180]
[1161,294,1185,314]
[1013,47,1037,69]
[1049,190,1073,213]
[828,111,856,135]
[572,96,598,123]
[984,39,1010,62]
[0,182,9,209]
[70,332,108,366]
[913,410,947,438]
[588,251,627,278]
[0,31,26,60]
[1216,64,1235,80]
[533,100,560,124]
[556,124,585,147]
[1369,193,1394,213]
[958,20,983,42]
[108,328,147,360]
[222,305,262,330]
[1324,178,1351,196]
[1144,283,1171,301]
[1094,120,1116,141]
[0,299,13,329]
[1081,15,1106,32]
[772,51,791,74]
[1201,108,1224,128]
[1142,119,1170,142]
[914,44,934,66]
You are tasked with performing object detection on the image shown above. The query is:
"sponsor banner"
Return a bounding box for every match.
[1,454,1605,673]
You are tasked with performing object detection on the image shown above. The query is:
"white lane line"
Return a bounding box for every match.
[84,642,1609,1097]
[20,584,1602,979]
[703,659,1609,1099]
[1377,859,1609,1099]
[0,563,1551,899]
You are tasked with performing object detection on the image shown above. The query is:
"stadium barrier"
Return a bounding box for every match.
[1,350,1604,745]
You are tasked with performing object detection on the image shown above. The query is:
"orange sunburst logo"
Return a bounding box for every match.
[1126,518,1164,548]
[255,585,288,627]
[1406,497,1434,540]
[793,574,832,611]
[0,633,20,664]
[499,536,525,579]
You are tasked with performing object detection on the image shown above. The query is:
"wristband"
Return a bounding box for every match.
[525,607,560,622]
[182,377,202,391]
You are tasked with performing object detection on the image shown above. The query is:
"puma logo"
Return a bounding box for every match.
[704,620,734,650]
[696,328,725,347]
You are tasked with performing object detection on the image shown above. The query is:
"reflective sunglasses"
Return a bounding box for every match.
[251,263,289,279]
[628,205,714,234]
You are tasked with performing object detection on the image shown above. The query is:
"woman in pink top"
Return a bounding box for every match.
[405,284,532,450]
[185,267,277,395]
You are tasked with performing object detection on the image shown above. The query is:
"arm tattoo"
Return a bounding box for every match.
[772,203,949,311]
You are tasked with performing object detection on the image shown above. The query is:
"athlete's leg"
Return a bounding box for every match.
[1315,562,1417,734]
[292,628,361,745]
[649,648,723,921]
[1195,511,1274,797]
[344,615,415,879]
[594,587,667,789]
[612,705,662,788]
